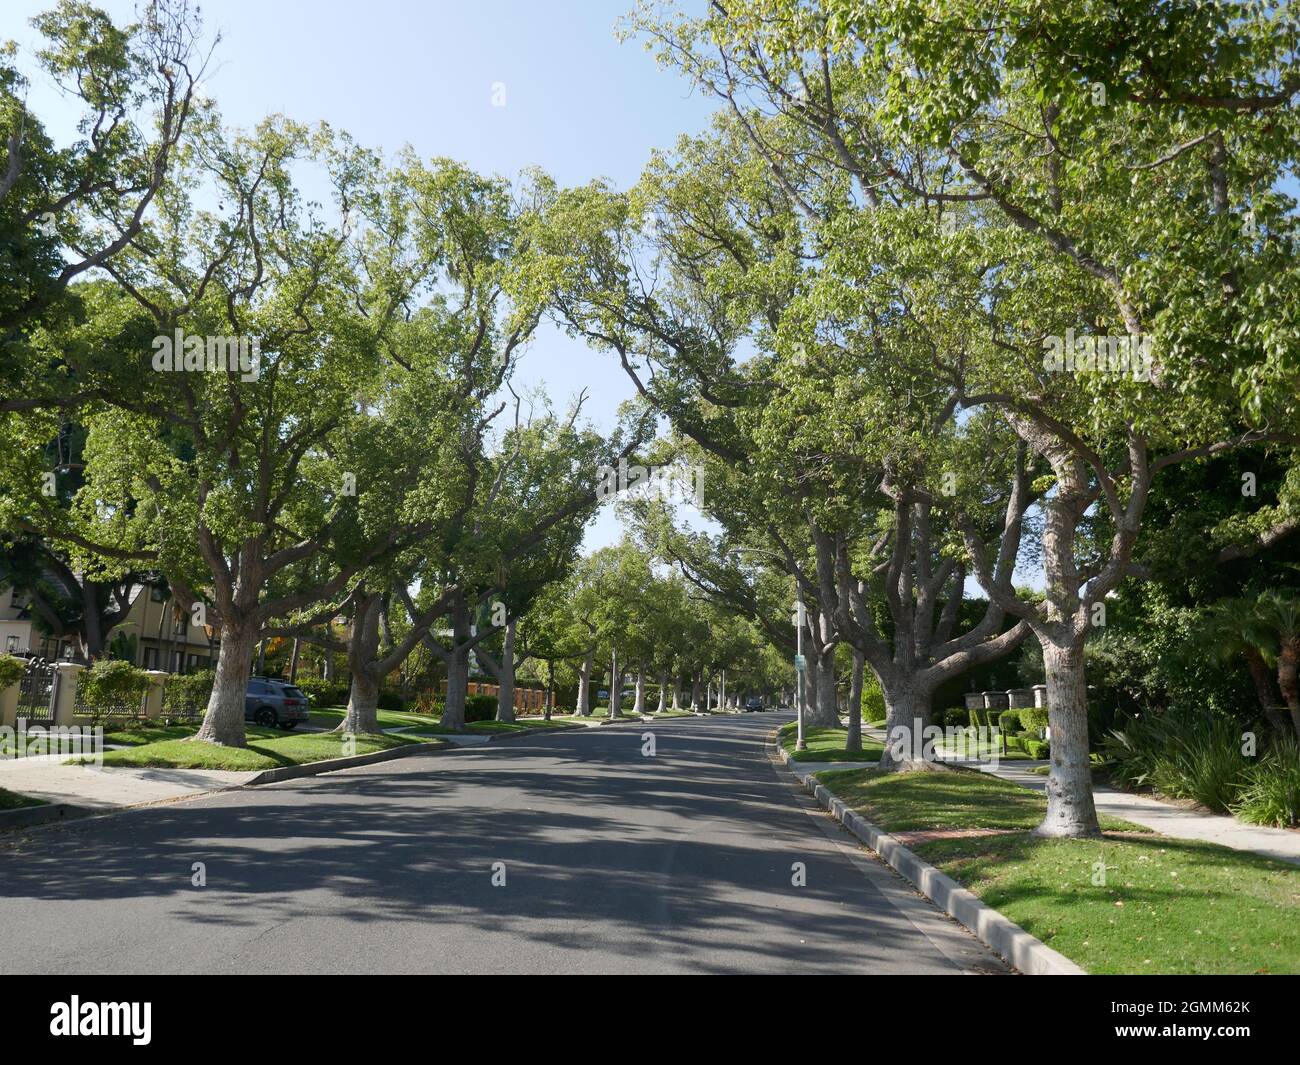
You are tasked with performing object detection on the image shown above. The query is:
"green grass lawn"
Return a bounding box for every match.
[92,728,429,771]
[817,766,1142,832]
[0,787,47,810]
[817,766,1300,974]
[307,706,441,730]
[779,721,884,763]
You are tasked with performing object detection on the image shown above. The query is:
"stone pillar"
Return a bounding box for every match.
[983,690,1009,712]
[1007,687,1034,709]
[1032,684,1048,708]
[963,691,984,711]
[0,679,18,728]
[52,662,85,726]
[144,671,168,719]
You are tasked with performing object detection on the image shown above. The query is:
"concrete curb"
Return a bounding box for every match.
[0,801,94,832]
[243,739,449,786]
[772,736,1085,976]
[481,723,586,740]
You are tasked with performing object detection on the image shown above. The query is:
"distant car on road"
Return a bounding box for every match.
[244,677,310,729]
[744,697,765,712]
[597,689,609,701]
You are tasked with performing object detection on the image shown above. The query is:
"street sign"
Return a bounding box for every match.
[794,654,806,672]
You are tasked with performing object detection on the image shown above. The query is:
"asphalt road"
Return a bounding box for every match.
[0,712,1005,974]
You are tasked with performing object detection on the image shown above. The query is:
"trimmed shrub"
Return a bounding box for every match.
[78,659,151,720]
[1023,739,1051,759]
[295,677,350,707]
[862,681,886,722]
[465,693,497,723]
[998,709,1022,734]
[967,706,984,728]
[1018,706,1049,733]
[0,654,26,691]
[942,707,969,728]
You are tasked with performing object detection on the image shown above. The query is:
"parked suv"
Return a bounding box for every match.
[744,697,765,712]
[244,677,310,729]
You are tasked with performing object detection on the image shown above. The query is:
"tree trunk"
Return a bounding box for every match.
[544,659,554,721]
[289,638,301,683]
[656,671,668,714]
[193,621,257,746]
[340,668,381,733]
[847,649,864,753]
[877,681,935,771]
[807,648,839,727]
[1037,636,1102,837]
[442,644,469,730]
[608,650,623,718]
[671,674,682,711]
[82,581,105,659]
[632,663,646,715]
[338,595,382,734]
[576,647,594,716]
[1278,638,1300,740]
[689,671,701,711]
[495,618,517,723]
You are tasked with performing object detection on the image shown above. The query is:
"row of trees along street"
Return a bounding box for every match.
[1,2,1297,839]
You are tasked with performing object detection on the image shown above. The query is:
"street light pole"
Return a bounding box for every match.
[795,586,807,751]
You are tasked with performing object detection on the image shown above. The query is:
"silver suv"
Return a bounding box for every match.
[244,677,310,729]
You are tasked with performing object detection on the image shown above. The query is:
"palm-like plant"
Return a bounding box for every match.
[1202,591,1300,739]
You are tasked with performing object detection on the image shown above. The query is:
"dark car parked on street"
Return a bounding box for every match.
[244,677,311,729]
[744,697,765,712]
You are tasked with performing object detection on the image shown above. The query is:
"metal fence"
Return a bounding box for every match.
[161,683,207,722]
[72,682,147,723]
[16,659,56,723]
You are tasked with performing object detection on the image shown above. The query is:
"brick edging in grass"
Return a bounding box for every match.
[770,732,1086,976]
[0,802,93,833]
[243,740,450,786]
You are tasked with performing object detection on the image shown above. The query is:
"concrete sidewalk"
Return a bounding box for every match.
[0,756,256,811]
[861,723,1300,866]
[979,759,1300,865]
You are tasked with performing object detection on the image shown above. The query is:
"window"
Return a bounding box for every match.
[150,586,166,602]
[5,635,18,652]
[144,648,158,670]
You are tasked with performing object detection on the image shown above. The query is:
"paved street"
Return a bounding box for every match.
[0,713,1003,974]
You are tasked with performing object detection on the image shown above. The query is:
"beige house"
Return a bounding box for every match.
[0,582,216,672]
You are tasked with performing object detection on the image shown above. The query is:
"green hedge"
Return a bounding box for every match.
[1019,706,1050,732]
[968,707,984,728]
[940,707,969,727]
[295,677,350,707]
[997,709,1021,734]
[0,654,25,691]
[465,693,497,722]
[163,669,213,718]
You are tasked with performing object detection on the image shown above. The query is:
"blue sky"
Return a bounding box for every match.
[1,0,718,551]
